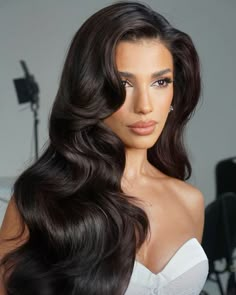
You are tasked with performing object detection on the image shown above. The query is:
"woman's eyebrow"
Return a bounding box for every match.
[118,68,172,78]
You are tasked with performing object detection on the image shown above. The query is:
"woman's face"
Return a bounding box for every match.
[103,39,174,149]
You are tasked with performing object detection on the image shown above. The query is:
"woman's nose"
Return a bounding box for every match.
[133,88,153,114]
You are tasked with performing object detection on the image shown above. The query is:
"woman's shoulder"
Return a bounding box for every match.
[0,197,29,294]
[0,196,29,258]
[167,176,202,196]
[153,168,204,207]
[166,177,205,241]
[150,167,205,214]
[168,177,204,212]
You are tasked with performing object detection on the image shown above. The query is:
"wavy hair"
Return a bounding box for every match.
[1,1,201,294]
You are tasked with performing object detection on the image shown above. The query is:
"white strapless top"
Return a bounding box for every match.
[125,238,208,295]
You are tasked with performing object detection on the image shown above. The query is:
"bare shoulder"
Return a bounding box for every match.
[171,178,204,212]
[167,177,205,242]
[0,197,29,294]
[0,196,29,258]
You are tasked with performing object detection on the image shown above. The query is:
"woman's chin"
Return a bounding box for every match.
[123,137,158,150]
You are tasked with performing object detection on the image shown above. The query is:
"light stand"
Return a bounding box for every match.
[13,60,40,160]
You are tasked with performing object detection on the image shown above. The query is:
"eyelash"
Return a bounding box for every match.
[121,78,174,88]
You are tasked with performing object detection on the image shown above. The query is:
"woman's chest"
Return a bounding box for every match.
[136,204,196,274]
[125,183,196,274]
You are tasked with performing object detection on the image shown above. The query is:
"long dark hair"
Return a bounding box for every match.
[1,2,201,294]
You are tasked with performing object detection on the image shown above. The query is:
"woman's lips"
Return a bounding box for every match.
[128,120,157,128]
[127,120,157,135]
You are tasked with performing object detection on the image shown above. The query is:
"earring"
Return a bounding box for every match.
[169,105,174,112]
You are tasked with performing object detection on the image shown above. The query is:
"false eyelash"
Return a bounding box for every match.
[152,77,174,87]
[121,77,174,87]
[157,77,174,84]
[165,78,174,83]
[121,80,132,87]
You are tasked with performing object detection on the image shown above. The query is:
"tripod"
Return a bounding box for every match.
[13,60,40,160]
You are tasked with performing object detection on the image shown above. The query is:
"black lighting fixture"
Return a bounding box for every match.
[13,60,40,160]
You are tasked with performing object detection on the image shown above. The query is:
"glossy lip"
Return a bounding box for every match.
[127,120,157,128]
[127,120,157,136]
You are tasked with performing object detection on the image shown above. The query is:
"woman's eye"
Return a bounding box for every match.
[121,78,173,88]
[153,78,173,88]
[122,80,132,87]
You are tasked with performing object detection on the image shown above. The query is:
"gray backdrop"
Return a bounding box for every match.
[0,1,236,293]
[0,0,235,207]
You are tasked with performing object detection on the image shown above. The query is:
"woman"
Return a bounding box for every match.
[0,1,208,294]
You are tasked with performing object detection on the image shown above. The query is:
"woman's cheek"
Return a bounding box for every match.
[112,106,128,121]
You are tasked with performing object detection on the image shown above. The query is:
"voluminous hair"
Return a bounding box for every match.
[1,2,201,294]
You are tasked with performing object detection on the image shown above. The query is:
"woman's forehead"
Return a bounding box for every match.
[115,40,174,76]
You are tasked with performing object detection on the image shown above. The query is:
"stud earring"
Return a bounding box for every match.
[169,105,174,112]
